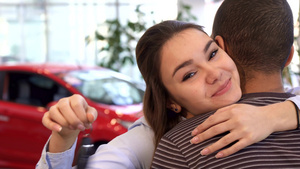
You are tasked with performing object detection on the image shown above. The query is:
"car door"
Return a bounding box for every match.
[0,71,55,169]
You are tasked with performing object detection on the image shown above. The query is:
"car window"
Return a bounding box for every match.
[0,72,5,100]
[5,71,72,107]
[61,69,145,106]
[81,78,144,105]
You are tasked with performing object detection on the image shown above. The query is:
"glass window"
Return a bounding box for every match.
[0,0,178,66]
[61,69,144,105]
[6,71,71,107]
[0,3,45,63]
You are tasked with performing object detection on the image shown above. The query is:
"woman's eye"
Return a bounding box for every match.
[182,72,196,82]
[209,49,218,60]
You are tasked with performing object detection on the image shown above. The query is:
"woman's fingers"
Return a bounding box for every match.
[202,132,255,158]
[191,110,229,137]
[42,111,62,132]
[70,94,98,128]
[57,97,85,130]
[86,106,98,124]
[199,127,249,156]
[213,138,251,158]
[191,104,275,158]
[68,95,90,128]
[190,119,232,144]
[43,94,97,132]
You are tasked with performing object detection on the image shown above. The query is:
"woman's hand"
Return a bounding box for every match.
[190,101,297,158]
[42,94,98,153]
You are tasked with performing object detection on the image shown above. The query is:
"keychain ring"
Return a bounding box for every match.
[82,124,93,137]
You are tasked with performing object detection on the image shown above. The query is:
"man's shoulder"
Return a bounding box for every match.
[239,92,295,105]
[163,111,214,141]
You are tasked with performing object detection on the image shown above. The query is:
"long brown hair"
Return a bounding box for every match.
[136,20,206,147]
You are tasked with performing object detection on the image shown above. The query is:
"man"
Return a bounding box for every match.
[36,0,300,168]
[151,0,300,168]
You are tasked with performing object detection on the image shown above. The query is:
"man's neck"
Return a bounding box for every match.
[242,72,285,94]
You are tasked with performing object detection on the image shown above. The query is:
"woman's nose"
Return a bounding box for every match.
[205,67,221,84]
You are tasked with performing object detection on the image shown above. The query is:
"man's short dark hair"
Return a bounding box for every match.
[212,0,294,76]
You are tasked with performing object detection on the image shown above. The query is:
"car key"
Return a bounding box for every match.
[77,129,95,169]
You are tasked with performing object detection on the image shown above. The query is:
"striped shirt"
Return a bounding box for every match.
[152,92,300,169]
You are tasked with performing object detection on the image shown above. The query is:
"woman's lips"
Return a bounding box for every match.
[212,79,231,97]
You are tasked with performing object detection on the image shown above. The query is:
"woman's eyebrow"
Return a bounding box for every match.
[172,40,214,77]
[172,59,193,77]
[204,40,214,53]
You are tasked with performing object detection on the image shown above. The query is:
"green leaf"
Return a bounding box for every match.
[95,32,105,40]
[122,56,134,65]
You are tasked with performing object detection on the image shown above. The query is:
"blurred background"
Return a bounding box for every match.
[0,0,300,168]
[0,0,299,86]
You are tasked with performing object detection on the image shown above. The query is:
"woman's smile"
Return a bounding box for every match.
[212,78,232,97]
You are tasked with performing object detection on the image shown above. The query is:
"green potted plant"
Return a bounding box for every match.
[86,1,197,73]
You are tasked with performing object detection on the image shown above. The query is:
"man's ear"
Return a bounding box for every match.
[166,100,182,113]
[215,35,226,50]
[284,45,294,67]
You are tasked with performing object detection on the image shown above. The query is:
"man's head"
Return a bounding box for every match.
[212,0,294,90]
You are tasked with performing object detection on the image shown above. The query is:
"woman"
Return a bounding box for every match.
[136,20,242,147]
[37,20,300,169]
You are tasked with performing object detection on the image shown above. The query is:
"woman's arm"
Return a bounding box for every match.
[37,117,155,169]
[190,96,299,158]
[36,94,97,169]
[38,94,155,169]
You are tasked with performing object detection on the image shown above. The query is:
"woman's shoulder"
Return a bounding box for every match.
[129,116,151,130]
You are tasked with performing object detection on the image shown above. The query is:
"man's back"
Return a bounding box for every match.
[152,92,300,169]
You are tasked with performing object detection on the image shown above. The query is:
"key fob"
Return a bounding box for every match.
[77,137,95,169]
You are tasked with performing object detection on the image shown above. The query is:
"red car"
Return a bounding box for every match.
[0,63,144,169]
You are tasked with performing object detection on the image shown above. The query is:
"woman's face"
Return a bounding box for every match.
[160,28,241,117]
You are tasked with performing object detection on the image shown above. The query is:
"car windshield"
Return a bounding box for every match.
[58,69,144,106]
